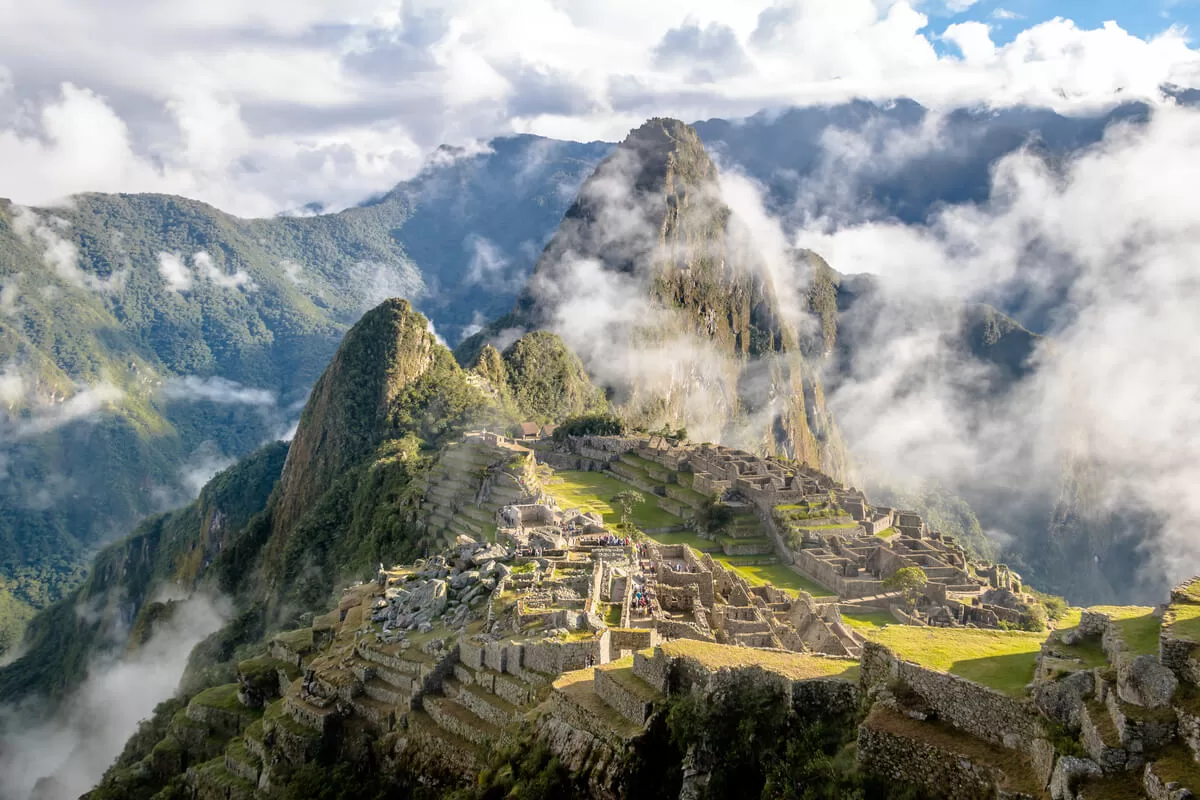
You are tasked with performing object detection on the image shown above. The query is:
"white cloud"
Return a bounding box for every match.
[156,251,255,292]
[0,365,124,439]
[0,365,24,409]
[796,103,1200,598]
[160,375,276,406]
[464,235,521,290]
[992,8,1023,20]
[0,3,1194,215]
[0,273,20,316]
[943,21,997,64]
[11,206,124,291]
[157,252,193,292]
[280,259,306,286]
[191,251,255,290]
[348,259,424,312]
[0,594,228,800]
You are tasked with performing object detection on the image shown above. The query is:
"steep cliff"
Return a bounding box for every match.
[271,299,441,540]
[459,118,847,479]
[0,442,287,701]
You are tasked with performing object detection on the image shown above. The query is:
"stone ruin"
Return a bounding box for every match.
[543,433,1047,631]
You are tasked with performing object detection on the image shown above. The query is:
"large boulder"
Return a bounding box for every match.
[472,544,510,565]
[1118,655,1179,709]
[1034,669,1095,728]
[412,579,448,624]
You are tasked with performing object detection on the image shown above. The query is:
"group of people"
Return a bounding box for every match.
[632,587,653,612]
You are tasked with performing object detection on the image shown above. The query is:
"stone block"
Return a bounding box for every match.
[1119,655,1180,709]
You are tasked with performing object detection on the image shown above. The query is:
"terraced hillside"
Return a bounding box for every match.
[416,436,540,549]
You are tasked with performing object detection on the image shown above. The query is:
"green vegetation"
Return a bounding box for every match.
[500,332,607,424]
[653,666,908,800]
[713,558,835,598]
[552,412,627,440]
[611,490,646,534]
[660,640,858,681]
[882,566,928,609]
[840,610,895,632]
[1089,606,1161,656]
[1166,603,1200,642]
[866,626,1044,696]
[543,471,680,530]
[1031,590,1069,622]
[697,498,735,534]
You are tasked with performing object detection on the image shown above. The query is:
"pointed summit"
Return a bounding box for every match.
[457,117,847,478]
[272,298,442,537]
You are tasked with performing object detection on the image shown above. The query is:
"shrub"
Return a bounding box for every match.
[552,413,626,440]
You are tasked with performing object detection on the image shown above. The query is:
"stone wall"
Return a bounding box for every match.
[860,643,1048,769]
[633,648,671,693]
[594,667,653,726]
[657,564,715,607]
[656,584,699,612]
[857,711,1016,800]
[610,628,656,651]
[791,548,881,598]
[1159,630,1198,681]
[520,639,601,674]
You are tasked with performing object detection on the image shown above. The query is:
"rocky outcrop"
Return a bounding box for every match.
[272,299,441,541]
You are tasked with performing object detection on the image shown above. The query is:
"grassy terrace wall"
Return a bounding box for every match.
[859,638,1054,786]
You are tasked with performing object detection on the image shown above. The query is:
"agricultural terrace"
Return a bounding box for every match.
[840,610,895,632]
[658,640,860,682]
[864,626,1045,697]
[714,557,834,598]
[541,469,836,599]
[1088,606,1161,655]
[543,470,681,529]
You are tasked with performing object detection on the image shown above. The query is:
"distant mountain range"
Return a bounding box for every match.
[0,96,1182,656]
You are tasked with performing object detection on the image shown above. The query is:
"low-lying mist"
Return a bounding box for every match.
[0,594,227,800]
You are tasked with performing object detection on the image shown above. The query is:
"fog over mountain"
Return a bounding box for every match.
[1,5,1200,798]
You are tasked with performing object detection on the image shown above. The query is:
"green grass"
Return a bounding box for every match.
[1165,602,1200,643]
[1090,606,1161,655]
[1176,579,1200,605]
[621,453,667,475]
[660,640,859,682]
[602,603,622,626]
[874,527,897,538]
[713,558,835,598]
[1054,607,1084,630]
[191,684,250,714]
[642,528,721,552]
[544,470,681,529]
[866,626,1045,696]
[840,610,894,632]
[273,627,314,654]
[666,484,708,505]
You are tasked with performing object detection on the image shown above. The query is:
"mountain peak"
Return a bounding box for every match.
[610,117,716,194]
[272,298,439,538]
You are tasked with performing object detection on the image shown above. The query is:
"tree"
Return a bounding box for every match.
[611,490,644,533]
[699,498,734,534]
[883,566,928,609]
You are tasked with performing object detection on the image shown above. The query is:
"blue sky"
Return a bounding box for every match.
[944,0,1199,44]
